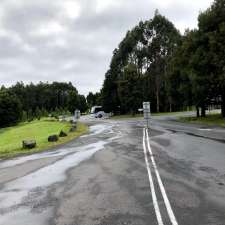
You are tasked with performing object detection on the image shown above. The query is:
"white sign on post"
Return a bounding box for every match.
[143,102,151,128]
[74,109,80,121]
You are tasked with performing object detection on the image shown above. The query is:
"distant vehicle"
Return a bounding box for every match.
[90,106,105,118]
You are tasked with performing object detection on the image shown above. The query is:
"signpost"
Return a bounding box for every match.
[143,102,151,128]
[74,109,80,121]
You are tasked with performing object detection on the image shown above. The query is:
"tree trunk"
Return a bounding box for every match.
[201,103,206,117]
[221,93,225,117]
[168,96,172,112]
[156,88,160,113]
[196,106,200,117]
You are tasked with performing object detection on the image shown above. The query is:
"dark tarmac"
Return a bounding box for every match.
[0,115,225,225]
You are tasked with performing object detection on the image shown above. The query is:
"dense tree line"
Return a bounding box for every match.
[86,92,101,108]
[0,91,22,128]
[100,0,225,117]
[0,82,88,128]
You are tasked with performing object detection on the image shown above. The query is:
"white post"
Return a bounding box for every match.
[74,109,80,122]
[143,102,151,128]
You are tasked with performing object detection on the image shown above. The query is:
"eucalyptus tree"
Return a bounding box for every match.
[143,13,181,112]
[197,0,225,117]
[170,0,225,117]
[101,12,181,113]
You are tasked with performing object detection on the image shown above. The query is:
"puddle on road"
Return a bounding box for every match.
[82,124,113,137]
[198,128,212,131]
[0,141,106,209]
[0,147,78,169]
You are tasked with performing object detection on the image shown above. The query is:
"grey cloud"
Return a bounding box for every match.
[2,1,60,33]
[0,0,213,95]
[0,36,27,58]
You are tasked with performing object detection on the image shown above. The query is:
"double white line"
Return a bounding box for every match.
[142,128,178,225]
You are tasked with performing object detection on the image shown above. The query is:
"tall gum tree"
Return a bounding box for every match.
[198,0,225,117]
[101,12,181,113]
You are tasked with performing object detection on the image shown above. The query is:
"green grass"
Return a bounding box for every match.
[179,114,225,127]
[0,118,88,159]
[151,111,185,116]
[111,111,187,120]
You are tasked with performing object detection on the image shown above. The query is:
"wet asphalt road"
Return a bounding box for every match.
[0,115,225,225]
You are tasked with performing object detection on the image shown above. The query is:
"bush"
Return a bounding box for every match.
[0,91,22,127]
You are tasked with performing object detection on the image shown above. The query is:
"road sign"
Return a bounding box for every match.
[74,109,80,120]
[143,102,151,128]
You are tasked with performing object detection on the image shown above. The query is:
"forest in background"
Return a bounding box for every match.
[0,82,88,128]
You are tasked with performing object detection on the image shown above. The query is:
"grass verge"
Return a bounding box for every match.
[179,114,225,127]
[151,111,187,116]
[0,118,88,159]
[111,111,189,120]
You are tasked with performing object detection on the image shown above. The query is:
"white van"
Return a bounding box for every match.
[90,106,105,118]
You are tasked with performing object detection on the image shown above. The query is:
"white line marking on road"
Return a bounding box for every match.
[145,128,178,225]
[142,128,164,225]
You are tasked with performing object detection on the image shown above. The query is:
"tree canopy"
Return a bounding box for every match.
[101,12,181,114]
[100,1,225,117]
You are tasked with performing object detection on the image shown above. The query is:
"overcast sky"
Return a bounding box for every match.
[0,0,213,95]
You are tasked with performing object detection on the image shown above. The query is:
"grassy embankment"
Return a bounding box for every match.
[179,113,225,127]
[0,118,88,158]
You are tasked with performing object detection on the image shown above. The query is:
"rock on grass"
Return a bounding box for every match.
[22,140,36,149]
[48,135,58,142]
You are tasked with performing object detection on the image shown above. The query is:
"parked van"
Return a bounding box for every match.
[90,106,105,118]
